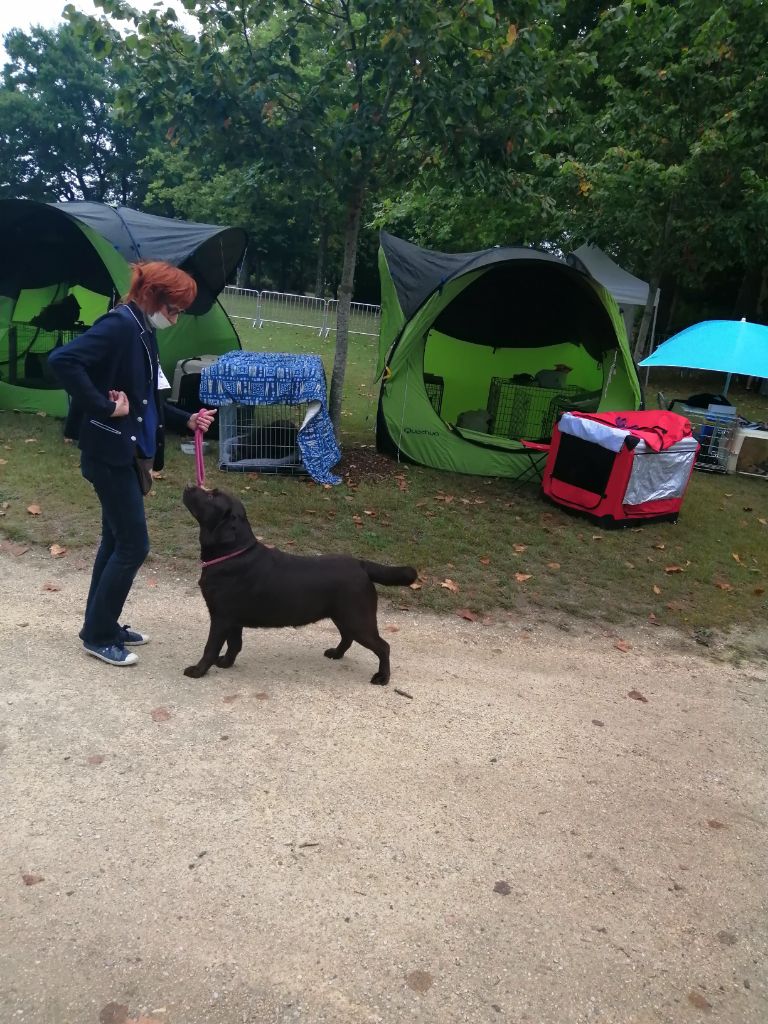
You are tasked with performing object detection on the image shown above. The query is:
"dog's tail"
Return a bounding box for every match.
[361,561,418,587]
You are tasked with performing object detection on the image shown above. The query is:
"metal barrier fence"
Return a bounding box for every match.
[221,286,380,339]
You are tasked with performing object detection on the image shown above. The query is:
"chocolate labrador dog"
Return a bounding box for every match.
[182,485,418,685]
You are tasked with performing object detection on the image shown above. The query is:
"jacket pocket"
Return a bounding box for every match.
[89,418,123,436]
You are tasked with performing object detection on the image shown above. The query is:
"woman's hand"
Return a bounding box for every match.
[109,390,129,417]
[187,408,217,434]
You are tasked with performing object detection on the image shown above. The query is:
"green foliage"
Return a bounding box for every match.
[549,0,768,283]
[0,22,151,203]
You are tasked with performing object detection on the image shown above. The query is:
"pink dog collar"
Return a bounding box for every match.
[200,544,255,569]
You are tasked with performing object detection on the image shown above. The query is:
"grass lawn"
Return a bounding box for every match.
[1,322,766,646]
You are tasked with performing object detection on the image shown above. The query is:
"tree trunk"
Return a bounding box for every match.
[757,266,768,320]
[664,277,679,337]
[315,219,329,297]
[328,182,365,434]
[633,207,674,361]
[733,266,762,320]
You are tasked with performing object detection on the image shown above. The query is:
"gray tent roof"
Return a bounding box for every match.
[51,202,247,314]
[380,231,583,321]
[379,231,621,360]
[568,244,651,308]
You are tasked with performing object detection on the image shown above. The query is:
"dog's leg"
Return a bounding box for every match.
[354,631,391,686]
[216,626,243,669]
[184,617,231,678]
[324,622,353,661]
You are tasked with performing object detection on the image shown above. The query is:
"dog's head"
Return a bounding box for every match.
[183,485,253,550]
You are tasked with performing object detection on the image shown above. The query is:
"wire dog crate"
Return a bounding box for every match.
[4,325,82,388]
[487,378,587,441]
[423,373,445,416]
[218,404,306,474]
[685,408,737,473]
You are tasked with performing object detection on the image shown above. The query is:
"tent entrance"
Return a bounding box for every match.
[418,261,616,442]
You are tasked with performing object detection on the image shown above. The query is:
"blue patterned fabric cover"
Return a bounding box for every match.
[200,351,342,485]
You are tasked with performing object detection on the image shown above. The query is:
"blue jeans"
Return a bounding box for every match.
[80,453,150,646]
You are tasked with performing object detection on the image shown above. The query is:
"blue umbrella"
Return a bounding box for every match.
[639,319,768,394]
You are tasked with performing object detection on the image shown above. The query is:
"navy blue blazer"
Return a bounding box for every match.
[48,302,190,470]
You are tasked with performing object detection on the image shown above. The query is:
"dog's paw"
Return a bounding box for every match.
[216,655,235,668]
[369,672,389,686]
[183,664,207,678]
[324,647,343,660]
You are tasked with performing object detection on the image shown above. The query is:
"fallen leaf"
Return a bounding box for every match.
[513,543,527,553]
[493,880,512,895]
[479,557,491,565]
[653,542,666,550]
[754,587,765,596]
[49,544,67,558]
[731,552,742,564]
[707,819,727,829]
[687,992,712,1012]
[628,689,648,702]
[591,535,603,541]
[514,572,532,583]
[21,873,44,886]
[394,475,408,492]
[409,581,422,590]
[405,970,434,994]
[592,719,605,727]
[758,518,767,526]
[150,707,171,722]
[362,509,376,517]
[456,608,479,622]
[0,458,6,465]
[713,581,732,591]
[24,437,38,443]
[0,541,29,556]
[440,578,459,593]
[222,694,240,704]
[26,504,42,516]
[664,565,684,574]
[87,755,105,765]
[42,582,60,592]
[624,561,636,569]
[652,585,661,595]
[254,692,269,700]
[547,562,561,570]
[383,624,400,633]
[615,640,632,653]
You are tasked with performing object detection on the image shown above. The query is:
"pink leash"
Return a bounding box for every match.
[194,415,206,488]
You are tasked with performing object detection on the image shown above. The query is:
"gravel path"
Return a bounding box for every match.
[1,546,766,1024]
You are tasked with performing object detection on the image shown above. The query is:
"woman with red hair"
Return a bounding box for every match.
[49,261,216,667]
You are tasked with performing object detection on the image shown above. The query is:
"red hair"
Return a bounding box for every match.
[124,261,197,313]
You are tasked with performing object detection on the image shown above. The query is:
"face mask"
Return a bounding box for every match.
[148,311,173,330]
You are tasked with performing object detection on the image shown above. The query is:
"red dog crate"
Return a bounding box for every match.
[542,410,699,527]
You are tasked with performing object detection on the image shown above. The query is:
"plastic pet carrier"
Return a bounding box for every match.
[542,410,699,527]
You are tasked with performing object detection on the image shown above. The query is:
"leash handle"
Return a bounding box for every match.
[194,413,206,488]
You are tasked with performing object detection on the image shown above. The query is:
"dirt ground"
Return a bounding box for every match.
[1,545,766,1024]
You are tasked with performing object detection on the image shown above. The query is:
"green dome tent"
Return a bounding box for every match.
[0,200,247,417]
[376,232,642,479]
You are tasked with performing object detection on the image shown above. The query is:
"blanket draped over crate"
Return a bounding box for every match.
[199,351,342,484]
